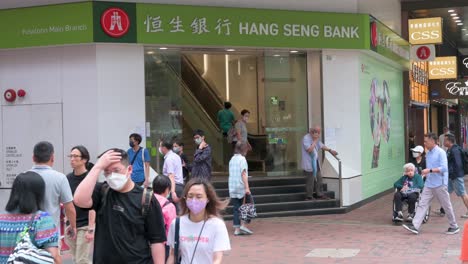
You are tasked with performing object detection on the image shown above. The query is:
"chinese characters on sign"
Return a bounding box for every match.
[428,56,457,80]
[408,17,443,45]
[4,146,23,186]
[144,16,232,35]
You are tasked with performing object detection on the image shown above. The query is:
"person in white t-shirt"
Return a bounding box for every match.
[166,179,231,264]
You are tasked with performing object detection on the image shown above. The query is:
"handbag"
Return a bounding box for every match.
[7,213,54,264]
[239,194,257,223]
[227,127,237,143]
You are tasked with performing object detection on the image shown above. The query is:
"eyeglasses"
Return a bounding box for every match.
[67,154,82,159]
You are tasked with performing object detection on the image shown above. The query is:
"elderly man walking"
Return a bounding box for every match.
[403,133,459,235]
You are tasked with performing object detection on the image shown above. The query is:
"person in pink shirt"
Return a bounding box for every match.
[152,175,177,261]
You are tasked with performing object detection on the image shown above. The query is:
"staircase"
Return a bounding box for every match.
[212,176,345,219]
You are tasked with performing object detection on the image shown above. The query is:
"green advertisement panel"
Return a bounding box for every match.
[0,2,94,49]
[136,4,370,49]
[360,55,405,199]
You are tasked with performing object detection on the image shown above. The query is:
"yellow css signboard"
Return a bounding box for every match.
[408,17,442,45]
[429,56,457,80]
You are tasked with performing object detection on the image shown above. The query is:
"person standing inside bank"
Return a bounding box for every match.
[217,101,236,137]
[233,109,252,151]
[127,133,150,187]
[301,126,338,200]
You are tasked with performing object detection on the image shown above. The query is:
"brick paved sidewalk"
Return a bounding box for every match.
[63,191,467,263]
[223,191,466,264]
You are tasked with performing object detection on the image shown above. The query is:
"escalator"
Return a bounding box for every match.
[180,55,268,173]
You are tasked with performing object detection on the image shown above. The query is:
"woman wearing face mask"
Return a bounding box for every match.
[410,145,426,176]
[166,179,231,264]
[173,141,190,183]
[232,109,252,152]
[191,129,212,181]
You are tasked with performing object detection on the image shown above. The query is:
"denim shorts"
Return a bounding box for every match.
[448,177,466,196]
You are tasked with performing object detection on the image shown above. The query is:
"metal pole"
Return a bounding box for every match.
[339,160,343,208]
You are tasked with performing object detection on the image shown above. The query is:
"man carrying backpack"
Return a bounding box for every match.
[439,134,468,218]
[74,148,166,264]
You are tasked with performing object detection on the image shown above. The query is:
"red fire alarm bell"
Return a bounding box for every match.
[4,89,16,102]
[17,89,26,97]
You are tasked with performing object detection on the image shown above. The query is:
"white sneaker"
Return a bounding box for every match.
[240,226,253,235]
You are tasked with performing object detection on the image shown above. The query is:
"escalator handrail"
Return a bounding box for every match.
[181,55,224,108]
[158,58,221,134]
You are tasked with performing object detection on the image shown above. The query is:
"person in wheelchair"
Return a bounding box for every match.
[393,163,424,222]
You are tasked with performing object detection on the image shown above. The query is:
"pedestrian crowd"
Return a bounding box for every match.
[3,101,468,263]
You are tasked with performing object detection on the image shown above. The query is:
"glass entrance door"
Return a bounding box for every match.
[144,48,309,176]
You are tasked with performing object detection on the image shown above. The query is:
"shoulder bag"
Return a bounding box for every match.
[7,213,54,264]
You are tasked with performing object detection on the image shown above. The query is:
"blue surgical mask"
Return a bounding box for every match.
[129,141,135,148]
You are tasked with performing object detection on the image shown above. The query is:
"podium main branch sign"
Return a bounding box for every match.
[408,17,442,45]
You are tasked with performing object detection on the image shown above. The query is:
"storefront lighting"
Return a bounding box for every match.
[453,16,460,20]
[448,10,455,13]
[450,13,457,16]
[273,54,281,57]
[202,54,208,77]
[147,51,155,54]
[159,47,168,50]
[290,50,299,53]
[463,28,467,30]
[458,23,464,26]
[226,49,235,52]
[225,54,230,101]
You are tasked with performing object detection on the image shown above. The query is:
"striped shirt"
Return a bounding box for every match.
[0,210,58,262]
[229,154,248,199]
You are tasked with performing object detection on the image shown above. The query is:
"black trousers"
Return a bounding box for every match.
[394,191,419,214]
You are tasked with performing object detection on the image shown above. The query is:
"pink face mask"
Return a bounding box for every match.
[186,198,208,215]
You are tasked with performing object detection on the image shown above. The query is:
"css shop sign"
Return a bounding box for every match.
[408,17,442,45]
[429,56,457,80]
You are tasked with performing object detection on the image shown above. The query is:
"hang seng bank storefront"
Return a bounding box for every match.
[0,2,409,206]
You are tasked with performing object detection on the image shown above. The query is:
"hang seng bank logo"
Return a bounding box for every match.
[101,7,130,37]
[446,81,468,96]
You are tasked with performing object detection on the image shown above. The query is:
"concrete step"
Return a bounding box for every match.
[224,198,339,214]
[223,207,346,220]
[216,184,329,197]
[212,176,306,189]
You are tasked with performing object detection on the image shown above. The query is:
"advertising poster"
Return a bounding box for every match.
[360,55,405,199]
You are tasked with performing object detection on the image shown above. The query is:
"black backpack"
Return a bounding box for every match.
[460,146,468,175]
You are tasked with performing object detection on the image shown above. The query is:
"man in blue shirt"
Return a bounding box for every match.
[127,133,150,187]
[403,133,459,235]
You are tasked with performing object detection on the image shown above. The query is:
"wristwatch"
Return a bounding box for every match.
[429,169,433,173]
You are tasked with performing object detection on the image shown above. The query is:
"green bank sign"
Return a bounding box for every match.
[0,2,94,49]
[2,1,403,53]
[136,4,370,49]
